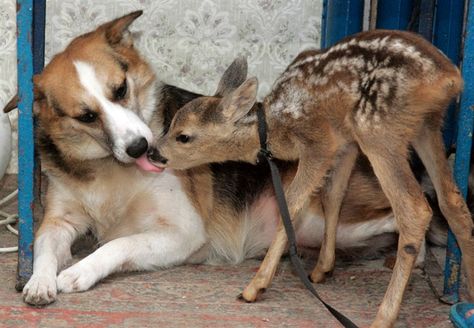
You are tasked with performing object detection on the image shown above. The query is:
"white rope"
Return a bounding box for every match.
[0,189,17,207]
[0,189,19,253]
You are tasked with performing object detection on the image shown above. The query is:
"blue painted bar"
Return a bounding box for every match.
[322,0,364,48]
[433,0,466,304]
[443,0,474,305]
[433,0,465,149]
[418,0,435,40]
[33,0,46,74]
[442,230,462,304]
[376,0,413,30]
[16,0,35,290]
[321,0,328,49]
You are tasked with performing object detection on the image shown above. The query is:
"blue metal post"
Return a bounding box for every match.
[433,0,466,304]
[433,0,469,304]
[376,0,414,30]
[33,1,46,75]
[321,0,328,49]
[16,0,36,290]
[443,0,474,305]
[418,0,435,40]
[433,0,465,149]
[321,0,364,48]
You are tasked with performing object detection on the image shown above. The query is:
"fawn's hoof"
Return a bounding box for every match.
[309,270,326,284]
[369,318,393,328]
[239,285,266,302]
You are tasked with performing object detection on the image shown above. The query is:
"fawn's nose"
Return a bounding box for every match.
[148,148,168,165]
[126,137,148,158]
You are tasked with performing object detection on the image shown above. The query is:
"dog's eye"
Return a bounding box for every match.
[176,134,191,143]
[76,111,98,123]
[114,80,127,101]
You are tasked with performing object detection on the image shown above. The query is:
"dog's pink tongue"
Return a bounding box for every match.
[136,155,164,173]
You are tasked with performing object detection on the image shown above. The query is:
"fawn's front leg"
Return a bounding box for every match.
[311,144,358,283]
[240,153,336,302]
[23,215,85,305]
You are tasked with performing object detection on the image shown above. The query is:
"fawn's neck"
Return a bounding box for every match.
[247,102,298,162]
[246,105,286,162]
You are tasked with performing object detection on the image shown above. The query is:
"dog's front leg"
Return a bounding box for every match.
[23,217,83,305]
[57,229,206,293]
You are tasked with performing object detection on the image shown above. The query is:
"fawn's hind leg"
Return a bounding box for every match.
[240,152,336,302]
[310,143,359,283]
[357,139,433,328]
[413,126,474,300]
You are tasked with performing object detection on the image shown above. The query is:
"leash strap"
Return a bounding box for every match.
[256,104,358,328]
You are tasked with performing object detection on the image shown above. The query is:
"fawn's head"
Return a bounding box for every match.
[144,57,260,171]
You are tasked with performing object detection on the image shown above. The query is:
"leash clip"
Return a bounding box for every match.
[258,148,273,162]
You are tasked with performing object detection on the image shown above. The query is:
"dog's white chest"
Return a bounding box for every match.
[52,166,203,242]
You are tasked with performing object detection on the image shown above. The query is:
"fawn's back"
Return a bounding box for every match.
[265,30,462,140]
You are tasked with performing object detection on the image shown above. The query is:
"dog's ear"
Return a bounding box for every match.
[221,77,258,122]
[102,10,143,47]
[215,56,248,97]
[3,75,45,114]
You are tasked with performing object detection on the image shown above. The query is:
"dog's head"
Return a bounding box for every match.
[4,11,156,163]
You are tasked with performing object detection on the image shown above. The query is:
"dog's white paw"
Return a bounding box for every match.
[57,263,98,293]
[23,274,57,305]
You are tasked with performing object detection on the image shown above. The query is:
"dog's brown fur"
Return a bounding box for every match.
[151,30,474,327]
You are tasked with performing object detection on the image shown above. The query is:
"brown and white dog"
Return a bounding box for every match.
[4,12,446,309]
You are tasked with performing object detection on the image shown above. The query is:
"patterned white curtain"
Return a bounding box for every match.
[0,0,322,173]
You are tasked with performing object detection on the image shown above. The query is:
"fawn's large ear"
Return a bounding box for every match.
[3,75,45,114]
[102,10,143,46]
[221,77,258,122]
[215,56,248,97]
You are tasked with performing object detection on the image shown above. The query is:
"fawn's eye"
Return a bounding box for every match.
[176,134,191,143]
[113,79,127,101]
[76,110,98,123]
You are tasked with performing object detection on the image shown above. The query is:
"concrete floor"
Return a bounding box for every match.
[0,174,462,327]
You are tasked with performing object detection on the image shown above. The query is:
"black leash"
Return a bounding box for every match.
[256,104,358,328]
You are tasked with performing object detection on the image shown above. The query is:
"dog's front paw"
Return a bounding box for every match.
[23,274,57,305]
[57,263,98,293]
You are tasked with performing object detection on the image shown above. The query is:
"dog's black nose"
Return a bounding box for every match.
[126,137,148,158]
[148,148,168,164]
